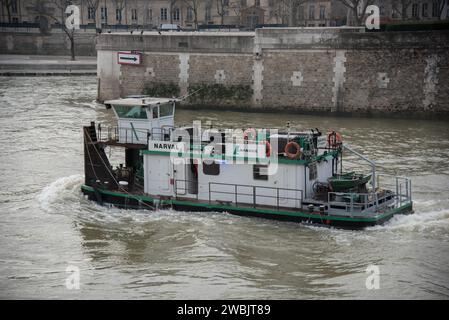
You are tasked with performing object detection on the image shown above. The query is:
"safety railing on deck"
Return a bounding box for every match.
[95,124,173,145]
[378,174,412,207]
[327,175,412,215]
[208,182,303,210]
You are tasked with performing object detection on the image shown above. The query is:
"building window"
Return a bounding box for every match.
[432,1,439,17]
[101,7,108,22]
[253,165,268,181]
[309,5,315,20]
[11,0,18,14]
[12,17,18,23]
[319,6,325,20]
[298,6,304,20]
[224,0,229,6]
[205,6,211,21]
[116,9,122,22]
[422,3,428,17]
[203,161,220,176]
[255,0,260,6]
[160,8,168,21]
[241,0,247,6]
[131,9,138,21]
[379,5,385,16]
[88,7,95,20]
[147,8,152,21]
[173,8,180,21]
[187,7,193,21]
[412,3,419,18]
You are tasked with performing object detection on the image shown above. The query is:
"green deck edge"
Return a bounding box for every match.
[81,185,412,223]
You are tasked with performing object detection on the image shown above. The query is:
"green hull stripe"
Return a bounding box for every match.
[81,185,412,223]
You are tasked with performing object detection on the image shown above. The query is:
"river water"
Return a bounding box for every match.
[0,76,448,299]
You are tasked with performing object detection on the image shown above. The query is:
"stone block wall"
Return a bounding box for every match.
[0,31,97,56]
[96,29,449,118]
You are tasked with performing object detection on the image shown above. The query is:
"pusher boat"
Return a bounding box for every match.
[81,97,413,229]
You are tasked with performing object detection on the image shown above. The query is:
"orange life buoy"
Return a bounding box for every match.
[327,131,342,148]
[285,141,301,160]
[243,128,257,141]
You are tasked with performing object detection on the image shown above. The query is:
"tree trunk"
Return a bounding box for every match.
[70,35,76,61]
[352,7,360,26]
[6,3,11,23]
[194,9,198,30]
[291,1,298,27]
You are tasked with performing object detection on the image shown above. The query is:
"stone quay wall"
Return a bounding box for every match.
[97,28,449,118]
[0,31,97,56]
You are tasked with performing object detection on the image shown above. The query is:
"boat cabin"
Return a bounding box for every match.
[104,97,177,143]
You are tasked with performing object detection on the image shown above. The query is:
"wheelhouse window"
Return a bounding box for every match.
[113,105,147,119]
[253,165,268,181]
[152,106,159,119]
[159,103,174,117]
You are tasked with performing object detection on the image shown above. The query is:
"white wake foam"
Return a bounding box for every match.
[37,174,83,211]
[368,209,449,233]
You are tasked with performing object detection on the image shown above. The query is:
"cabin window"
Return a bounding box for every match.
[152,106,159,119]
[159,103,174,117]
[253,165,268,181]
[309,163,317,181]
[203,160,220,175]
[113,105,147,119]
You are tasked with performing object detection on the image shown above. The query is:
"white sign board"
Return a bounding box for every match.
[117,51,142,65]
[148,140,187,153]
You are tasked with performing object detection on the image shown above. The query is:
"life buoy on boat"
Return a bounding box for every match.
[327,131,342,148]
[284,141,301,160]
[243,128,257,141]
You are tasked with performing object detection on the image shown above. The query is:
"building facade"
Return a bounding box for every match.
[1,0,448,29]
[0,0,337,29]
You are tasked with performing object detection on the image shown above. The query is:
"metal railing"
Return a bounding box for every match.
[96,125,148,145]
[378,174,412,207]
[96,124,173,145]
[174,179,199,200]
[327,174,412,215]
[208,182,303,210]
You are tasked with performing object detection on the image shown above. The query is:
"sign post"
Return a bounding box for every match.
[117,51,142,65]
